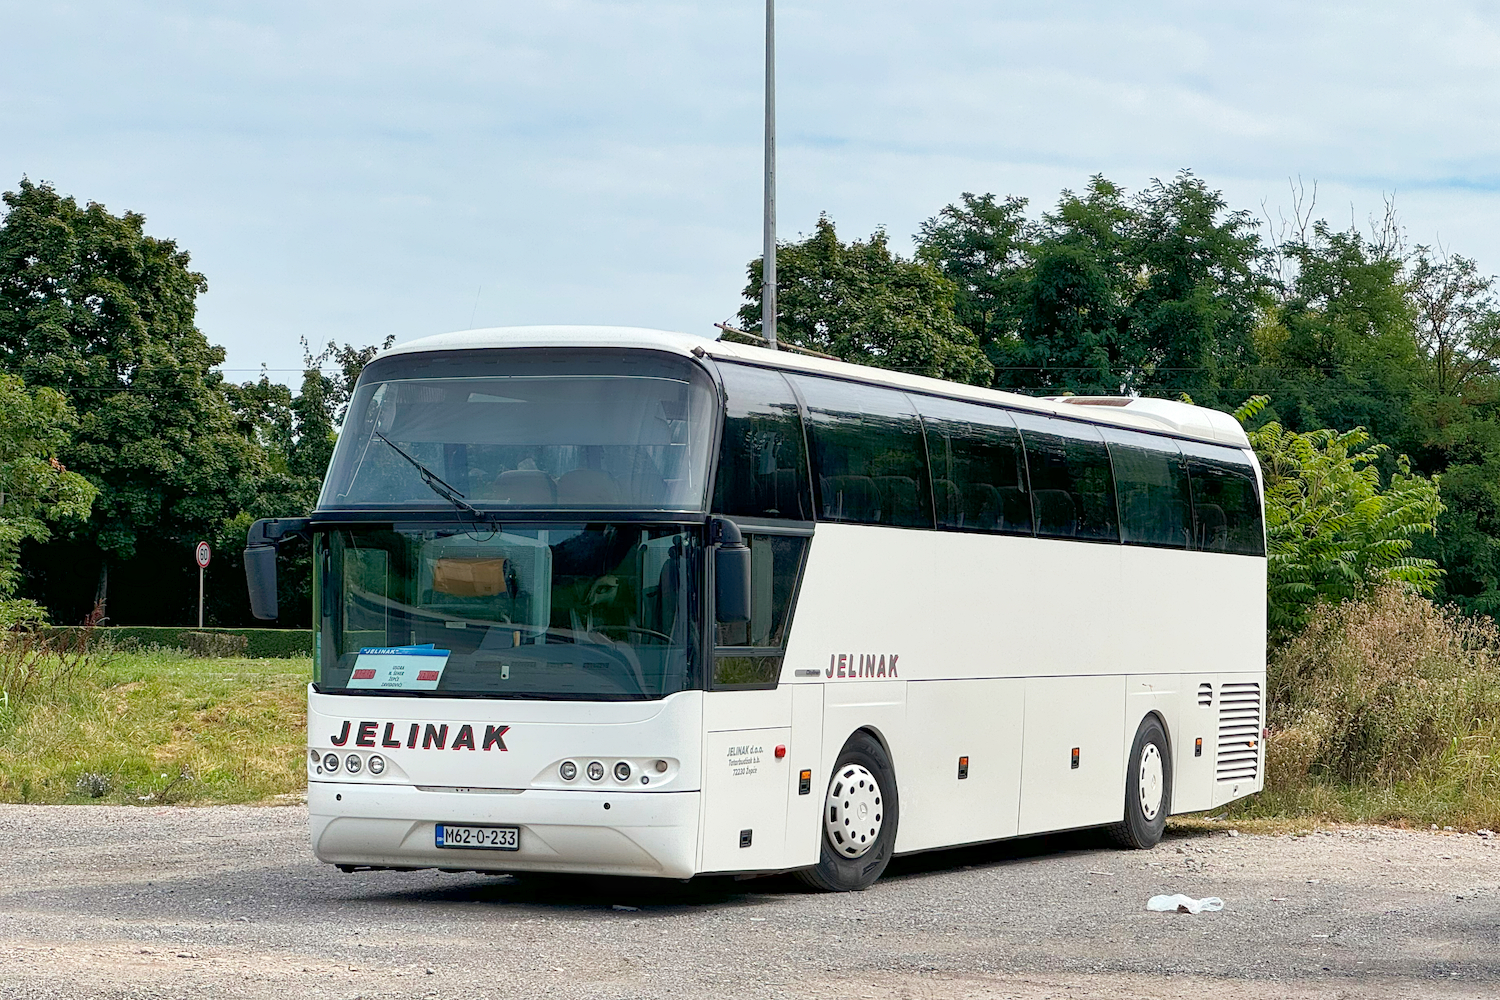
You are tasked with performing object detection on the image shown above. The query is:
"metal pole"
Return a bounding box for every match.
[762,0,777,347]
[198,566,205,628]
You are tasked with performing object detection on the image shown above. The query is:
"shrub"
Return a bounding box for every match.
[179,631,250,658]
[41,626,312,658]
[1237,396,1444,639]
[1268,586,1500,788]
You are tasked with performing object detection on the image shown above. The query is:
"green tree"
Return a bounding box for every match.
[1408,249,1500,399]
[1425,462,1500,616]
[1238,396,1443,638]
[738,215,993,385]
[915,192,1033,370]
[0,374,96,618]
[1256,221,1421,451]
[0,178,265,621]
[214,337,393,626]
[917,173,1267,404]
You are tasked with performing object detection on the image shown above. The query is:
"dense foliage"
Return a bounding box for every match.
[0,374,96,620]
[737,215,992,385]
[1237,396,1443,637]
[0,179,382,627]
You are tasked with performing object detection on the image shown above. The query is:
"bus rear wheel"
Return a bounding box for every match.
[795,731,899,892]
[1107,716,1172,849]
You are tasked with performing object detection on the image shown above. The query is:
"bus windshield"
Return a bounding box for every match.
[315,523,700,700]
[320,349,718,512]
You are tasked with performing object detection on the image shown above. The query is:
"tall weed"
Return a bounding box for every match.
[1268,586,1500,790]
[0,628,109,705]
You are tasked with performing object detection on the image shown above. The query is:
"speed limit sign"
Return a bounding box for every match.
[195,541,211,568]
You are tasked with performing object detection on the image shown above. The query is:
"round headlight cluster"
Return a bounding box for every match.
[556,758,672,783]
[315,750,389,776]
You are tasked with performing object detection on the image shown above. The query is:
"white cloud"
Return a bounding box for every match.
[2,1,1498,381]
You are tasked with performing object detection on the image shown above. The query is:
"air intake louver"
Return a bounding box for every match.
[1198,682,1213,707]
[1216,681,1261,783]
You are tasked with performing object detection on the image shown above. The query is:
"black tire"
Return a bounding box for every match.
[1107,716,1172,849]
[795,731,899,892]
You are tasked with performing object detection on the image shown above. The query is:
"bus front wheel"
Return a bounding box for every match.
[795,731,899,892]
[1107,716,1172,849]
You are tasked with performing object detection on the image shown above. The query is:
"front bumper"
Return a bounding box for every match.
[309,781,700,879]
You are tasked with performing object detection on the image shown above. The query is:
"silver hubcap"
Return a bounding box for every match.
[824,763,884,858]
[1139,743,1164,821]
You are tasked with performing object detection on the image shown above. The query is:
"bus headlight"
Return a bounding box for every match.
[586,761,605,782]
[345,754,362,774]
[559,761,578,781]
[368,755,385,775]
[613,761,632,782]
[322,753,340,772]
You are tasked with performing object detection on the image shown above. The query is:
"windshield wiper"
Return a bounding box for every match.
[373,431,489,522]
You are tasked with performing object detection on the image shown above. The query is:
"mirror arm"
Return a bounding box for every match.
[247,517,311,548]
[708,515,744,548]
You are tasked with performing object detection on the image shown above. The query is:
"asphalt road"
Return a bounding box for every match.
[3,804,1499,999]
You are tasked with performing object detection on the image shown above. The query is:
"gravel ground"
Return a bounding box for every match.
[3,804,1499,999]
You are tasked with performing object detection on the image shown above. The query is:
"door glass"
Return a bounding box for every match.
[713,533,810,687]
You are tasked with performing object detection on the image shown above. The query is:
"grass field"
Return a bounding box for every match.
[0,647,307,805]
[5,593,1500,830]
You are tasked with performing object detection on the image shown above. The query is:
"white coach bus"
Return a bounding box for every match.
[246,326,1266,891]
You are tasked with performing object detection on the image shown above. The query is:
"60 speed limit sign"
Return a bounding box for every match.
[195,541,211,569]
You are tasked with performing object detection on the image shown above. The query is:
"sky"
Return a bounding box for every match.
[3,1,1499,384]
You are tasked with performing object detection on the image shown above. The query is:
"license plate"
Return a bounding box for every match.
[434,823,520,851]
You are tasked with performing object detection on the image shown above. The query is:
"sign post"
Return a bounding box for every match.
[195,542,212,628]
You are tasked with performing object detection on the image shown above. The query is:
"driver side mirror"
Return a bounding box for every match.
[244,517,310,621]
[710,516,752,624]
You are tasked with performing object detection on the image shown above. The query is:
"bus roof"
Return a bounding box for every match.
[383,325,1251,448]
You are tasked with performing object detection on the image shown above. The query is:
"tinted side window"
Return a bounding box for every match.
[1180,441,1265,556]
[915,395,1032,534]
[712,365,812,520]
[1012,412,1119,542]
[1103,428,1191,549]
[789,376,933,529]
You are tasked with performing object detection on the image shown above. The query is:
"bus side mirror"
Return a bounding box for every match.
[245,517,310,621]
[246,545,279,620]
[710,516,752,624]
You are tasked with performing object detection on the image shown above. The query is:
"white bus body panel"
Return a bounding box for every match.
[779,522,1265,857]
[699,687,792,872]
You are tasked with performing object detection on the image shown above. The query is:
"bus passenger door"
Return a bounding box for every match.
[699,688,792,873]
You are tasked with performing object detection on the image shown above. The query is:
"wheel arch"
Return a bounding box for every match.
[1140,708,1173,758]
[1134,707,1175,812]
[842,724,896,774]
